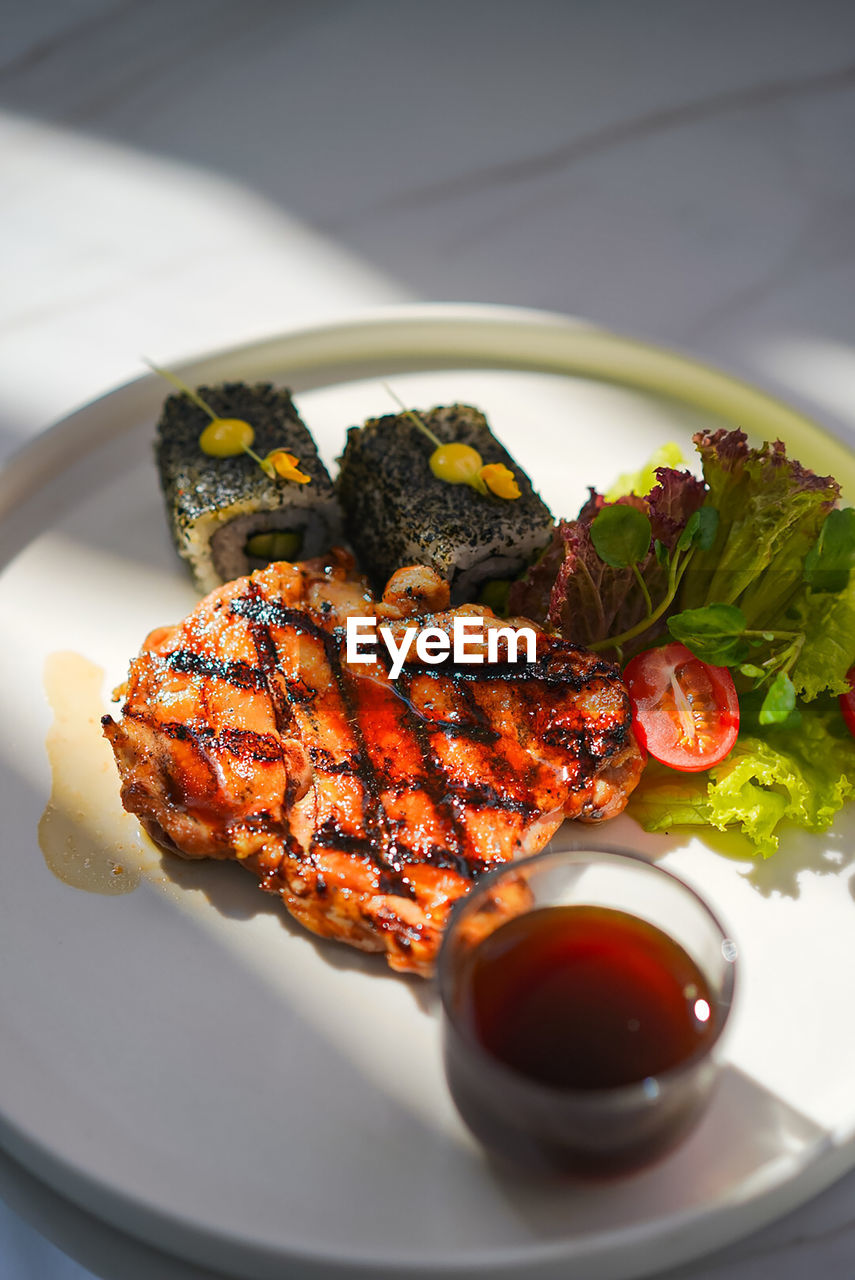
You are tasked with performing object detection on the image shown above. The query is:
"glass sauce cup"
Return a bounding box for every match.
[437,844,737,1176]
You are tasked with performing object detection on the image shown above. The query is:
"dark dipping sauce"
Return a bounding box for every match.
[443,904,724,1176]
[467,905,716,1089]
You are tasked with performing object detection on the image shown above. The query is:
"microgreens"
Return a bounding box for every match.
[667,603,749,666]
[665,602,806,724]
[590,503,720,655]
[758,671,797,725]
[676,506,719,553]
[803,507,855,594]
[590,505,651,569]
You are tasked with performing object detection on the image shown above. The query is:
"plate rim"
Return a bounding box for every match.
[2,300,854,1280]
[3,300,855,528]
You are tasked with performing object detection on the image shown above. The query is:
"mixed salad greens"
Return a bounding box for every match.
[510,428,855,856]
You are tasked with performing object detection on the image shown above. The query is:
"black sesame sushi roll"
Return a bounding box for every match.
[336,403,553,603]
[156,382,340,593]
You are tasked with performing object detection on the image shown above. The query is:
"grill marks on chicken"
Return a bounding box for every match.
[103,553,642,974]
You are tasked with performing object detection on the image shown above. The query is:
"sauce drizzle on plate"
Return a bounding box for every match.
[39,651,151,894]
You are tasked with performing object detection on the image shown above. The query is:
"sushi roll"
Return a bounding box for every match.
[156,382,340,593]
[336,403,553,603]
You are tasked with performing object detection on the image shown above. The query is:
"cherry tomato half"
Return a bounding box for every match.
[624,642,740,772]
[840,666,855,738]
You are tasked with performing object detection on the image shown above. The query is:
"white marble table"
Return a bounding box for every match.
[2,2,855,1276]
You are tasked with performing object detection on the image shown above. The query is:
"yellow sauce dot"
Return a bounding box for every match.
[199,418,255,457]
[430,442,483,484]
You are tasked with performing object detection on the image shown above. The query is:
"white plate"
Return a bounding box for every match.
[2,303,855,1280]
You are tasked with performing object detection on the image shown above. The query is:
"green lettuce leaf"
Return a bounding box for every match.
[604,443,686,501]
[786,569,855,700]
[628,700,855,857]
[678,429,839,627]
[626,763,718,832]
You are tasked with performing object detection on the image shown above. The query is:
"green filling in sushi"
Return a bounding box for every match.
[155,382,339,592]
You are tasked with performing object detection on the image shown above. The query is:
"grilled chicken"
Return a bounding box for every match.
[103,551,642,974]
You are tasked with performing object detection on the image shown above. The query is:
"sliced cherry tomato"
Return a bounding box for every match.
[840,666,855,738]
[624,642,739,772]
